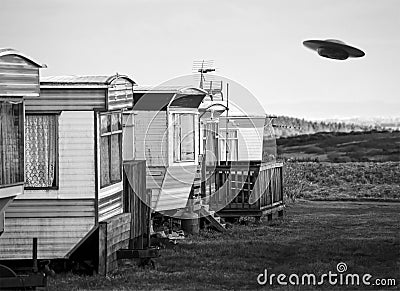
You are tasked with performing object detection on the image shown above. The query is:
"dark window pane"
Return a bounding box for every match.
[0,101,24,185]
[110,134,121,181]
[17,104,24,183]
[100,115,111,134]
[180,114,194,161]
[111,113,122,131]
[100,136,110,186]
[173,113,195,162]
[173,114,181,161]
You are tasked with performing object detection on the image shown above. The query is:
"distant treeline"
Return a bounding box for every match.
[271,115,382,138]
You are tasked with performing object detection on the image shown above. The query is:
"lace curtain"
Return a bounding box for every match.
[25,115,57,187]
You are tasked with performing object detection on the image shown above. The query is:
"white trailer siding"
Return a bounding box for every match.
[133,111,167,167]
[25,88,106,111]
[0,199,95,259]
[237,127,264,161]
[20,111,96,199]
[98,182,123,222]
[219,116,265,161]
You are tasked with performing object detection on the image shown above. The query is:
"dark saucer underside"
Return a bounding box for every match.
[303,40,365,59]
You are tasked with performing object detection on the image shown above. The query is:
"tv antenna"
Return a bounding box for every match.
[192,60,223,101]
[192,60,215,89]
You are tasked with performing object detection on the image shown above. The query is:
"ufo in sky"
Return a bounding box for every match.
[303,39,365,60]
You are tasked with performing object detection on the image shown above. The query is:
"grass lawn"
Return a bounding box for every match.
[284,162,400,201]
[49,200,400,290]
[277,131,400,162]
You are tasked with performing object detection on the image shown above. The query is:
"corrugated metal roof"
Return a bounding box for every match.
[221,114,267,119]
[40,74,136,86]
[0,48,46,68]
[41,75,110,84]
[219,115,266,129]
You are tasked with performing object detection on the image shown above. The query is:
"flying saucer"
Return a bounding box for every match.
[303,39,365,60]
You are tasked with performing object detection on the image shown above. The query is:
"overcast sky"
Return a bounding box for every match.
[1,0,399,120]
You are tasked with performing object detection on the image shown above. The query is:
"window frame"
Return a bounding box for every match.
[0,98,25,188]
[99,111,123,189]
[24,112,59,190]
[202,121,220,164]
[172,113,196,163]
[219,129,239,161]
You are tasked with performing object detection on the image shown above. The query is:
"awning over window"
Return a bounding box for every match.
[133,93,175,111]
[133,86,207,111]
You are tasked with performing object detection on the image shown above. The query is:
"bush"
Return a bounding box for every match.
[282,161,400,200]
[327,152,341,162]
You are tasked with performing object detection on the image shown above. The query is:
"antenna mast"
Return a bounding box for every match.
[192,60,215,89]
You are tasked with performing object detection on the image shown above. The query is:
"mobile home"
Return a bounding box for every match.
[201,114,283,218]
[0,49,45,235]
[0,74,135,262]
[129,86,207,213]
[218,115,274,162]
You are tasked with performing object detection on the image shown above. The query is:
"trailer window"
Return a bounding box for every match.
[202,121,219,165]
[25,114,58,188]
[100,111,122,188]
[173,113,195,162]
[0,100,24,186]
[219,129,238,161]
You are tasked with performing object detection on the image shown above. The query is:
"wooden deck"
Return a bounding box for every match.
[203,161,284,218]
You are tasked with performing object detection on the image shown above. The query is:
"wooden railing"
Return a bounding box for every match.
[203,162,283,216]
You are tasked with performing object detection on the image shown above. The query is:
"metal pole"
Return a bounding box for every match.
[147,200,151,249]
[225,83,229,163]
[32,237,38,272]
[199,60,204,89]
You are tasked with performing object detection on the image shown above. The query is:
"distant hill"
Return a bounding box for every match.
[277,130,400,162]
[271,116,382,138]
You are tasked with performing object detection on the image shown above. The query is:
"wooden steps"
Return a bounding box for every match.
[199,205,226,232]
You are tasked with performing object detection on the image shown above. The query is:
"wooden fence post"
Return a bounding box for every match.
[98,222,107,276]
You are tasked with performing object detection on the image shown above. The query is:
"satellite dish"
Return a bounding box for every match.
[303,39,365,60]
